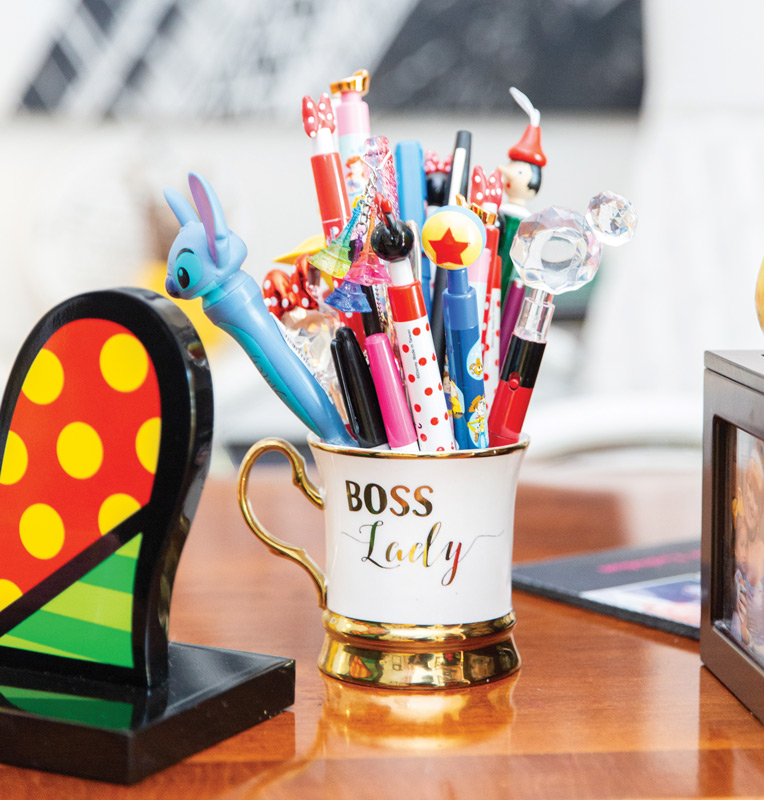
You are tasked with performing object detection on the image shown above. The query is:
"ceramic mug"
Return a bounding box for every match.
[238,434,529,689]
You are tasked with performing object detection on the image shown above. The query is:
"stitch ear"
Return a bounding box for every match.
[188,172,230,266]
[163,187,198,227]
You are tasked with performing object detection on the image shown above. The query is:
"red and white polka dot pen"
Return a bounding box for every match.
[371,202,455,453]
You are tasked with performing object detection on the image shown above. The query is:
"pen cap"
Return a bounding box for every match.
[370,217,414,262]
[360,286,384,337]
[514,288,554,343]
[331,326,387,448]
[421,205,486,269]
[395,140,427,229]
[444,130,472,205]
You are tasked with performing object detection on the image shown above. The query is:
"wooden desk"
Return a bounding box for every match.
[2,462,764,799]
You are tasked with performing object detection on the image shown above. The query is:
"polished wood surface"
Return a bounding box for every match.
[2,458,764,799]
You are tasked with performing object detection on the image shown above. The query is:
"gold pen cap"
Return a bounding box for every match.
[455,194,497,226]
[330,69,370,96]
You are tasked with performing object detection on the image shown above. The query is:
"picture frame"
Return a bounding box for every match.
[701,350,764,723]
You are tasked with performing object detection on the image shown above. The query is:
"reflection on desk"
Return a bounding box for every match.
[1,462,763,799]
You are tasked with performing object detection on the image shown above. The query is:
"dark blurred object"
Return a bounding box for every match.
[369,0,643,112]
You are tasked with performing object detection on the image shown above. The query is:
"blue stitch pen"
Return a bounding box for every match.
[164,172,354,446]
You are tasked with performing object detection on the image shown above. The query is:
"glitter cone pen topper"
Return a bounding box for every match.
[487,191,638,447]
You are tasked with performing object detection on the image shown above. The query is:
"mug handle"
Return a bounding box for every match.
[237,438,327,607]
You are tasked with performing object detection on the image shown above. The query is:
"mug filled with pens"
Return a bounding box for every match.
[164,71,637,689]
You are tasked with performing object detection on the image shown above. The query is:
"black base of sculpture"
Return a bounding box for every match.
[0,641,295,784]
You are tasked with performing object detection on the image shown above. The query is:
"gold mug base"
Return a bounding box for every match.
[318,610,520,690]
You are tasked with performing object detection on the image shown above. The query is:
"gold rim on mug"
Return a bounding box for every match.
[307,432,529,459]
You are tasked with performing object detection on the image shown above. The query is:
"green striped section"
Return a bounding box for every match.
[0,685,133,730]
[0,534,142,668]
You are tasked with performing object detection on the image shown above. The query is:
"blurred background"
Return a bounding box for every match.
[0,0,762,473]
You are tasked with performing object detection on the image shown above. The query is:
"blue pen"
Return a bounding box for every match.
[429,131,471,378]
[395,140,432,314]
[164,172,354,446]
[421,204,487,450]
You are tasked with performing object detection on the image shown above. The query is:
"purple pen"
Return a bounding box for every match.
[361,286,419,453]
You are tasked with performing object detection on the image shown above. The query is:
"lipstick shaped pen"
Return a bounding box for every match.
[430,131,471,377]
[331,326,388,449]
[330,69,371,207]
[371,204,455,452]
[488,288,553,447]
[302,94,351,242]
[395,140,432,316]
[360,286,419,453]
[422,205,487,450]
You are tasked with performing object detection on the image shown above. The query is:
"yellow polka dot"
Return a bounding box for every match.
[100,334,149,393]
[57,422,103,479]
[0,579,22,611]
[98,493,141,535]
[136,417,161,474]
[21,349,64,405]
[20,504,65,559]
[0,431,28,485]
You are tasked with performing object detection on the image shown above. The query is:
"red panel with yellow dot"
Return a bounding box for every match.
[0,319,161,611]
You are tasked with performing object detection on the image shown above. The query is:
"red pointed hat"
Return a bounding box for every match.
[507,87,547,168]
[508,124,546,167]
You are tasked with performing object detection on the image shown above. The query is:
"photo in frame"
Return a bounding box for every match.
[701,350,764,724]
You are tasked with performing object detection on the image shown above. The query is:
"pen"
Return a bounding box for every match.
[164,172,355,447]
[395,140,432,315]
[360,285,419,453]
[421,205,487,450]
[430,131,471,377]
[487,288,553,447]
[488,193,637,444]
[371,200,455,452]
[470,166,504,404]
[499,278,525,366]
[302,94,351,242]
[330,69,371,207]
[331,326,388,449]
[497,87,545,306]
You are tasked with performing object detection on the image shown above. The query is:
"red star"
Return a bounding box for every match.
[427,227,470,266]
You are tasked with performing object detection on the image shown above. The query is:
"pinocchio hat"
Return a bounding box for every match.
[507,87,547,168]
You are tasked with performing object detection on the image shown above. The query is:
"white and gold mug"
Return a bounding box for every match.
[238,434,528,689]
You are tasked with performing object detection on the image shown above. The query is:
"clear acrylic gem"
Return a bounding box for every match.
[510,206,601,295]
[586,191,637,247]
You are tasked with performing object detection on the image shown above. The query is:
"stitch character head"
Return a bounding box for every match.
[164,172,248,301]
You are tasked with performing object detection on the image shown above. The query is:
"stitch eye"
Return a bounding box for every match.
[175,249,202,293]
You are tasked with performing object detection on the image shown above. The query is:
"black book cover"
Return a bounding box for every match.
[513,540,700,639]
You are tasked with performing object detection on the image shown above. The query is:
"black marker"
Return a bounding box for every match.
[331,326,388,449]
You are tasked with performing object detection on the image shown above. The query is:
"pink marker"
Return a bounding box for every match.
[361,286,418,453]
[330,69,371,207]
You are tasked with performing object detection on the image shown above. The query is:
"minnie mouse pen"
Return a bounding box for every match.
[302,94,350,242]
[371,198,455,452]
